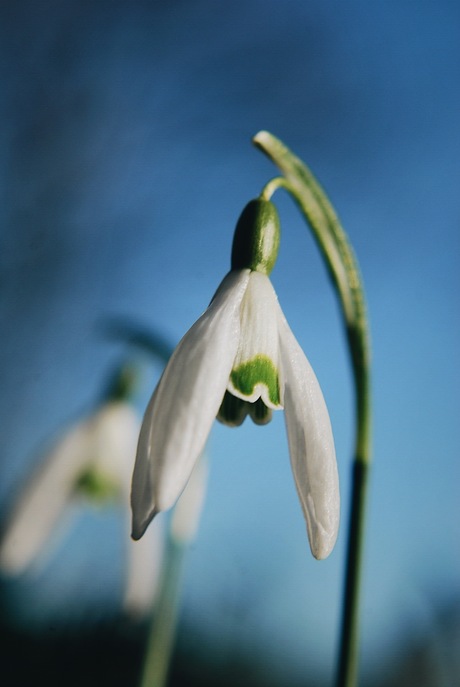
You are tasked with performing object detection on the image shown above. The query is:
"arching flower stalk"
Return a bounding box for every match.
[252,131,371,687]
[131,198,340,560]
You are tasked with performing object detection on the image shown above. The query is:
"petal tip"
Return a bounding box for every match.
[308,519,339,560]
[311,539,335,561]
[131,507,159,541]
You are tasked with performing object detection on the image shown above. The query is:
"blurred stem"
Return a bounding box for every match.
[254,131,372,687]
[140,538,185,687]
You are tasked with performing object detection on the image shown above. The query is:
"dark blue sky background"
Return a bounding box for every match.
[1,1,459,684]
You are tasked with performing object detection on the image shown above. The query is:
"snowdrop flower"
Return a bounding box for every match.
[132,199,339,559]
[0,394,162,616]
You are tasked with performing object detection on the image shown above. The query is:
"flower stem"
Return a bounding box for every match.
[336,457,369,687]
[253,131,372,687]
[139,538,186,687]
[260,176,292,200]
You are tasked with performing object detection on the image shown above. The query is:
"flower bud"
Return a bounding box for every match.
[231,198,280,275]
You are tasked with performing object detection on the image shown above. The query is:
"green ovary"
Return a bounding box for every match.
[230,355,282,408]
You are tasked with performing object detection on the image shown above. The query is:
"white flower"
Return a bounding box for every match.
[131,199,340,560]
[0,401,162,616]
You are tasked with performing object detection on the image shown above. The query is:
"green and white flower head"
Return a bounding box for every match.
[131,199,339,559]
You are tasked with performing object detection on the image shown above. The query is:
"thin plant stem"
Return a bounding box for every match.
[254,131,372,687]
[336,457,369,687]
[139,538,186,687]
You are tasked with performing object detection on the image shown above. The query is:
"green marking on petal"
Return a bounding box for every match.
[75,467,119,504]
[230,354,282,408]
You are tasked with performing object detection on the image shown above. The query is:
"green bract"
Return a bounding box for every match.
[231,198,280,275]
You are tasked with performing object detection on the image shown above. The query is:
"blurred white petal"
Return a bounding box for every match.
[131,269,250,539]
[90,403,140,489]
[277,305,340,560]
[90,403,164,616]
[170,454,208,544]
[123,515,164,617]
[0,422,93,573]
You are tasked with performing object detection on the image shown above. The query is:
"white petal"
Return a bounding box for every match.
[170,453,208,543]
[90,402,140,488]
[277,305,340,559]
[0,421,93,573]
[131,269,250,539]
[130,388,158,536]
[227,272,283,409]
[123,514,164,617]
[96,404,159,616]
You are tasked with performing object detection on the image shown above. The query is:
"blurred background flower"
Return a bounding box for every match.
[0,364,163,618]
[1,1,459,686]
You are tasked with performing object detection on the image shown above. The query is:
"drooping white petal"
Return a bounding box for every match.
[0,421,94,573]
[277,304,340,560]
[131,269,250,540]
[130,387,158,534]
[227,272,283,409]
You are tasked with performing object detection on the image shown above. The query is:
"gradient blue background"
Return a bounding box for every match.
[1,1,459,685]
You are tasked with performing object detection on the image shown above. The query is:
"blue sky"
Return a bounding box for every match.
[1,1,459,684]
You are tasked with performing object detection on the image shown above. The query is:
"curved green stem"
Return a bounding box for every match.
[253,131,372,687]
[260,176,292,200]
